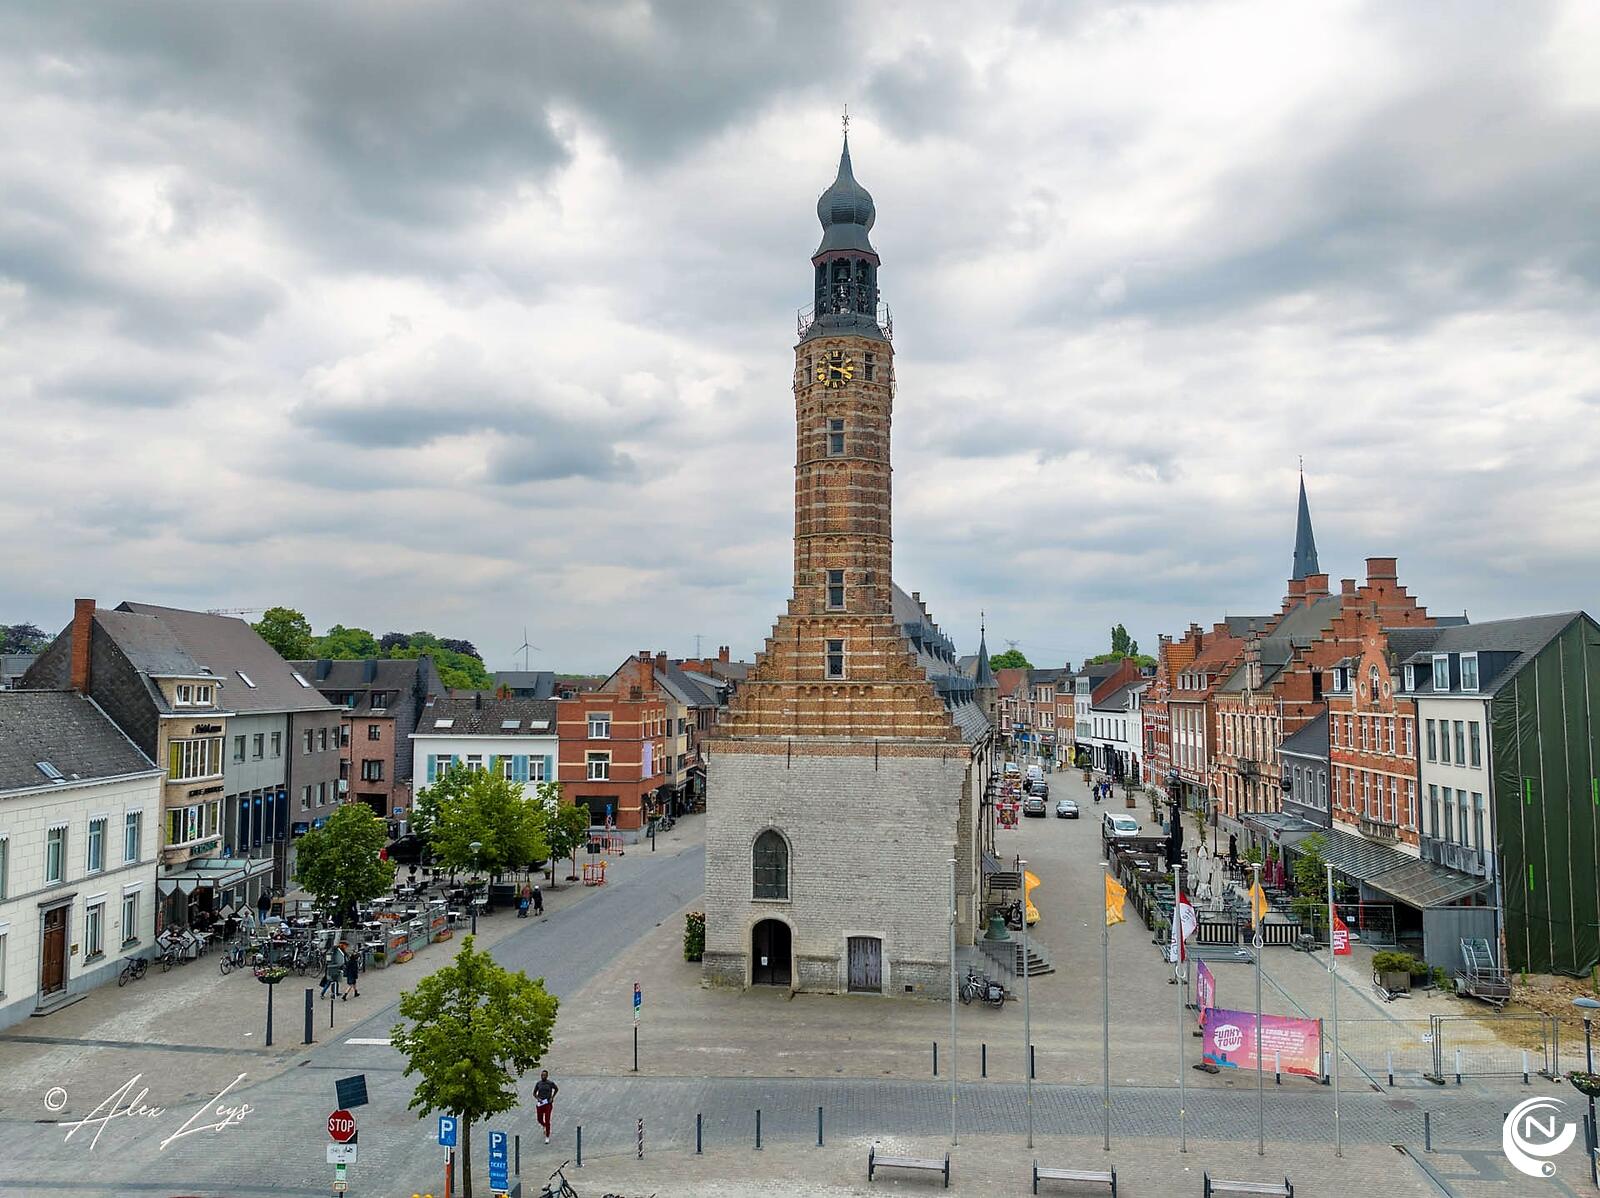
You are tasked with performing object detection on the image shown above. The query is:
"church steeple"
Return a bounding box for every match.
[805,121,886,342]
[974,617,996,689]
[1292,466,1319,580]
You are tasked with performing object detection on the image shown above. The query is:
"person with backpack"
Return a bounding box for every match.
[321,941,346,1000]
[341,943,361,1000]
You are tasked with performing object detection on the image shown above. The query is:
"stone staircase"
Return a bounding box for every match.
[979,936,1055,978]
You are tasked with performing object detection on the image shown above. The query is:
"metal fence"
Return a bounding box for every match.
[1331,1013,1555,1083]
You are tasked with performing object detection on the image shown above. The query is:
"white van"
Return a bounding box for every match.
[1026,763,1044,783]
[1101,812,1142,845]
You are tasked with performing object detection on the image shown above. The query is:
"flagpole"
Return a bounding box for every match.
[1253,860,1265,1156]
[949,854,958,1148]
[1021,856,1033,1150]
[1176,860,1187,1152]
[1101,860,1111,1152]
[1327,861,1341,1157]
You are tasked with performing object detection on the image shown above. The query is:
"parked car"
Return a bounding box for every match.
[1004,761,1021,776]
[1055,798,1079,819]
[1101,812,1141,845]
[1023,794,1048,817]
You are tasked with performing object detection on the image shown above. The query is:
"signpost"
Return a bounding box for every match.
[326,1143,358,1165]
[438,1115,458,1147]
[633,981,642,1072]
[488,1128,509,1195]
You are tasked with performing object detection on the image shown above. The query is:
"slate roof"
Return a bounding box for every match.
[95,608,210,679]
[0,690,159,793]
[1400,612,1587,697]
[1092,681,1146,713]
[413,696,557,737]
[118,604,334,715]
[1219,595,1345,693]
[492,671,557,699]
[890,582,990,745]
[660,664,723,707]
[1280,712,1329,762]
[290,657,444,716]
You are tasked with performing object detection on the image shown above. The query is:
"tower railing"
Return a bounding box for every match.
[796,301,893,340]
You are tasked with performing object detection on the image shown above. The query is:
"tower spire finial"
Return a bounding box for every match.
[842,102,849,138]
[1292,465,1319,580]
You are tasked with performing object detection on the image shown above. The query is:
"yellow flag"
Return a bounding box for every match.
[1105,873,1127,926]
[1024,870,1041,925]
[1249,880,1270,929]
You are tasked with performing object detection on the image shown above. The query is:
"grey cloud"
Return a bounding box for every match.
[484,429,636,485]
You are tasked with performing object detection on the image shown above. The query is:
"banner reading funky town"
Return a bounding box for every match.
[1201,1008,1323,1078]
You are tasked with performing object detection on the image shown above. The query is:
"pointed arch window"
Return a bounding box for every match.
[753,830,789,899]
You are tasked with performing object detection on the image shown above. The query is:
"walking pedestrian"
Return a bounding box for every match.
[532,883,543,917]
[518,883,532,918]
[341,943,360,1000]
[533,1070,559,1143]
[321,941,345,1000]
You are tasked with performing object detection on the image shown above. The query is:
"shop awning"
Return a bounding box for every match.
[1367,858,1489,909]
[157,856,274,896]
[1316,826,1413,881]
[1241,810,1323,847]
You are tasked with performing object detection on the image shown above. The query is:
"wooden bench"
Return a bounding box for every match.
[1034,1161,1116,1194]
[1203,1172,1292,1197]
[868,1146,949,1188]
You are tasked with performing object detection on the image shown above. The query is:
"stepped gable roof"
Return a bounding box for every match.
[0,690,158,793]
[118,603,334,715]
[1219,594,1345,694]
[1280,712,1329,761]
[417,696,557,737]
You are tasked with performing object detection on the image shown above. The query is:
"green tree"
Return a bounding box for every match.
[544,799,591,882]
[315,624,380,659]
[0,622,51,654]
[988,648,1033,670]
[391,937,558,1198]
[387,643,492,690]
[253,607,315,660]
[411,761,476,840]
[293,802,395,925]
[1110,622,1139,659]
[430,767,549,878]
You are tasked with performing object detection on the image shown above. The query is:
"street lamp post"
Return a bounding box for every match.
[1574,996,1600,1186]
[469,840,483,935]
[1020,856,1033,1150]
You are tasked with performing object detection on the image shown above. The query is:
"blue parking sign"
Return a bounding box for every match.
[488,1128,509,1191]
[488,1129,508,1162]
[438,1114,458,1147]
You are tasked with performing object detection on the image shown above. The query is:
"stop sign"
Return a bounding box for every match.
[328,1109,357,1143]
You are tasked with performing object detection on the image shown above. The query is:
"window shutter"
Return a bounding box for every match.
[514,755,528,782]
[544,754,554,783]
[426,755,436,784]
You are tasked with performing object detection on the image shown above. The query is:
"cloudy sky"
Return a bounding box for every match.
[4,1,1597,673]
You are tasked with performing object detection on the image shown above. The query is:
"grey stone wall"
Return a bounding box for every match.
[704,746,970,997]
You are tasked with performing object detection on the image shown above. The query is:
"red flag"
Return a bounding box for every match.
[1331,908,1351,956]
[1171,888,1197,963]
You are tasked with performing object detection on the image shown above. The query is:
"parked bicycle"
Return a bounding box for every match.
[538,1161,580,1198]
[117,955,149,987]
[218,940,249,975]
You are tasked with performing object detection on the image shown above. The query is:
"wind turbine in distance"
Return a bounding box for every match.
[514,628,541,672]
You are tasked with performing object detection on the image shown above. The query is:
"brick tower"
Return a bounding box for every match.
[703,131,993,998]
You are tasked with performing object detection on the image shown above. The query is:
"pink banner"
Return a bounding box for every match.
[1202,1007,1322,1078]
[1195,960,1216,1028]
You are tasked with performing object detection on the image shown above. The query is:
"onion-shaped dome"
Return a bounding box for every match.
[814,134,877,255]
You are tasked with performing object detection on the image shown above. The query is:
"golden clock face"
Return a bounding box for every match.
[815,350,854,388]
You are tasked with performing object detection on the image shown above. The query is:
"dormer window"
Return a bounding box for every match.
[1460,653,1479,692]
[1432,654,1451,692]
[1403,664,1415,692]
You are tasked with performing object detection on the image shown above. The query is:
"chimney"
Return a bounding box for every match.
[656,651,668,673]
[638,650,651,663]
[1341,578,1358,597]
[70,598,94,694]
[1213,622,1230,638]
[1287,577,1306,599]
[719,645,730,663]
[1365,556,1398,583]
[1304,573,1329,598]
[474,690,482,709]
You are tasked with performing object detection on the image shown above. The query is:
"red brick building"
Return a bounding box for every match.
[556,653,667,832]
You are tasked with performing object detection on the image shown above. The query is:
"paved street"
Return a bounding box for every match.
[0,780,1580,1196]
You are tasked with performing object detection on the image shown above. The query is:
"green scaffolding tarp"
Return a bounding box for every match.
[1494,615,1600,976]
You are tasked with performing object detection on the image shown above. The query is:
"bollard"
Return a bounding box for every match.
[304,988,314,1045]
[933,1040,938,1077]
[515,1133,520,1177]
[1455,1048,1462,1085]
[696,1112,703,1155]
[576,1124,583,1168]
[981,1042,987,1077]
[637,1117,644,1160]
[1387,1050,1394,1087]
[1522,1050,1530,1085]
[756,1108,762,1151]
[1275,1051,1281,1085]
[1030,1043,1036,1080]
[818,1105,824,1147]
[1424,1111,1432,1152]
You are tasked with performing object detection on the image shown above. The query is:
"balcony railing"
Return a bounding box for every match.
[1358,813,1399,843]
[796,301,894,340]
[1421,835,1486,876]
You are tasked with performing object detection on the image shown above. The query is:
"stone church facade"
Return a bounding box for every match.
[703,134,995,997]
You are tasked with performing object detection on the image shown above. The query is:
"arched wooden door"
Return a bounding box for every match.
[751,919,791,987]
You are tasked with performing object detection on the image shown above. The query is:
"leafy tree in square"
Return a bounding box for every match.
[391,937,558,1198]
[293,802,395,926]
[429,767,549,877]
